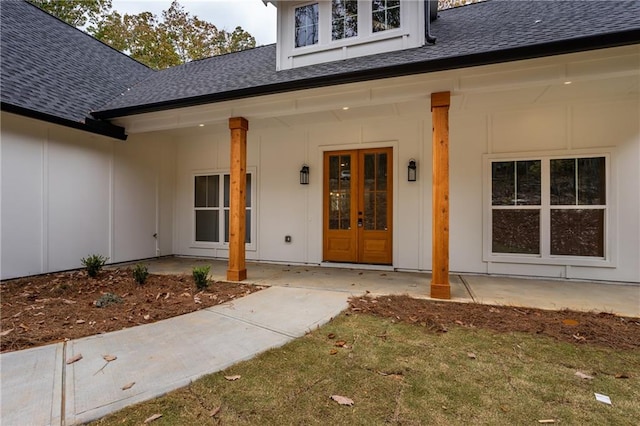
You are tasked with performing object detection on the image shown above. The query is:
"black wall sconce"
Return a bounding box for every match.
[408,159,417,182]
[300,164,310,185]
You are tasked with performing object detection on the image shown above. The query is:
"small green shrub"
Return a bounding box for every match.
[192,265,211,290]
[132,264,149,285]
[95,293,122,308]
[81,254,108,278]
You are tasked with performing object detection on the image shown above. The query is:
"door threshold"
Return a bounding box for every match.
[321,262,395,271]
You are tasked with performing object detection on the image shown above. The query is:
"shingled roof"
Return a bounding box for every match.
[0,0,152,138]
[2,0,639,132]
[93,0,640,119]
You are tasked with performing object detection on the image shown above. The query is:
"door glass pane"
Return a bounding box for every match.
[492,162,514,205]
[364,154,375,191]
[516,160,540,205]
[550,159,576,205]
[224,210,229,243]
[364,191,374,230]
[492,209,540,254]
[245,210,251,244]
[196,210,219,242]
[551,209,604,257]
[578,157,605,205]
[377,153,387,191]
[375,192,387,230]
[328,154,351,230]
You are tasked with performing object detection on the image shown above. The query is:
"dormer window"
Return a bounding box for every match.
[372,0,400,32]
[295,3,319,47]
[332,0,358,40]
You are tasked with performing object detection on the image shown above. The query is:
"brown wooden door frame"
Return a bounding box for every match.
[323,147,393,264]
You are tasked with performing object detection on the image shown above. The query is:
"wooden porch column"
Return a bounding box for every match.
[431,92,451,299]
[227,117,249,281]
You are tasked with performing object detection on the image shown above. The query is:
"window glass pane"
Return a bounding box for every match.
[224,174,230,208]
[246,174,252,208]
[196,210,219,242]
[373,0,400,32]
[492,162,514,206]
[195,176,207,207]
[245,210,251,244]
[516,160,540,205]
[208,175,219,207]
[295,3,318,47]
[492,209,540,254]
[224,210,229,243]
[550,159,576,205]
[551,209,604,257]
[332,0,357,40]
[578,157,605,205]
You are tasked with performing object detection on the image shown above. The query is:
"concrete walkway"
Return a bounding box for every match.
[1,286,349,426]
[2,257,638,425]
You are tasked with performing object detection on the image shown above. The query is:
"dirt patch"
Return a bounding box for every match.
[1,269,263,353]
[349,295,640,351]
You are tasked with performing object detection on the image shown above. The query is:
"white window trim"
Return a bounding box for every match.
[482,149,616,268]
[191,167,257,252]
[290,0,406,56]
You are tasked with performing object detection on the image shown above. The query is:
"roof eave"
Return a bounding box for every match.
[2,102,128,140]
[91,28,640,120]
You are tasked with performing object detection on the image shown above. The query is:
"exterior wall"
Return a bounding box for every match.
[276,0,425,70]
[172,81,639,283]
[0,113,175,280]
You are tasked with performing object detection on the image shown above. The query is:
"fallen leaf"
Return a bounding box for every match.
[615,373,629,379]
[18,323,29,330]
[121,382,135,390]
[562,319,579,326]
[66,354,83,364]
[144,413,162,423]
[225,375,241,381]
[329,349,338,355]
[330,395,354,406]
[335,340,347,347]
[538,420,556,424]
[0,328,14,337]
[210,407,221,417]
[143,314,150,320]
[455,320,464,326]
[467,352,477,359]
[62,299,76,304]
[572,333,586,341]
[327,333,336,339]
[575,371,594,380]
[103,354,117,362]
[76,320,85,324]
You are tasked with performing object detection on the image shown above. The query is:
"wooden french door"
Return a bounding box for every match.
[323,148,392,264]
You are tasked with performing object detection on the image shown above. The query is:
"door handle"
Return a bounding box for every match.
[357,218,363,227]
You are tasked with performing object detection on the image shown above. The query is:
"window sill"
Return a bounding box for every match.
[190,243,257,252]
[484,254,615,268]
[290,29,409,58]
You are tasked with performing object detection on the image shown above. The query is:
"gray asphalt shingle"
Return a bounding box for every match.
[0,0,152,123]
[1,0,638,124]
[95,0,640,116]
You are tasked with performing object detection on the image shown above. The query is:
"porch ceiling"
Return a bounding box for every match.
[111,46,639,135]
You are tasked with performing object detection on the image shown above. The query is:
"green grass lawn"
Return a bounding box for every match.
[93,313,640,425]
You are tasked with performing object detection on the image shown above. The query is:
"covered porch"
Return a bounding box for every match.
[115,256,640,318]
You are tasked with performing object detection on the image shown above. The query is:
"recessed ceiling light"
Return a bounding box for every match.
[198,123,205,127]
[564,81,572,85]
[342,106,349,110]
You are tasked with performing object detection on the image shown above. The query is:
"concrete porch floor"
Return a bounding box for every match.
[117,256,639,318]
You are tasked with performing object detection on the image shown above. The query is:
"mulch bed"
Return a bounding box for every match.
[1,269,263,353]
[349,295,640,351]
